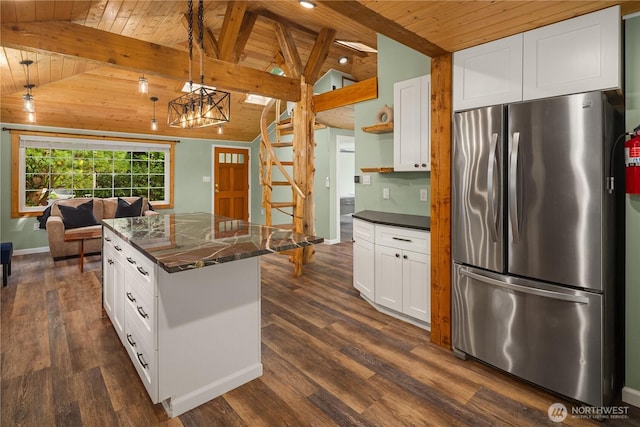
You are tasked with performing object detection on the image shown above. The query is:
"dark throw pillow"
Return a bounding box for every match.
[115,197,143,218]
[59,200,99,229]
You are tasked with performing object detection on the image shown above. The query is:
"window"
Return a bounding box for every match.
[12,132,174,217]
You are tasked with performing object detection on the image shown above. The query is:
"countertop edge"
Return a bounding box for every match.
[352,210,430,231]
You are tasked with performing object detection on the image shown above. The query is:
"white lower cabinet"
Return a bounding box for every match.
[353,219,430,328]
[102,228,262,418]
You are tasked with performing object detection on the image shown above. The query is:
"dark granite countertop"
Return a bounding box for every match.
[102,212,324,273]
[352,210,430,231]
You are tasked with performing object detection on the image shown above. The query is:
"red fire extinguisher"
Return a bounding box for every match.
[626,130,640,194]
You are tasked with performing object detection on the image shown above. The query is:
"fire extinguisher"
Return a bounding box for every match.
[625,130,640,194]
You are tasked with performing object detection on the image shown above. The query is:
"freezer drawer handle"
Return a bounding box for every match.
[509,132,521,243]
[487,132,499,242]
[459,268,589,304]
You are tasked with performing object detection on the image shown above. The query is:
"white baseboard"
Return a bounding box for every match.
[13,246,50,256]
[323,239,340,245]
[622,386,640,408]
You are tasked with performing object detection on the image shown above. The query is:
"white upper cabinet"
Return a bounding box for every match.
[522,6,620,100]
[452,6,620,111]
[453,34,523,111]
[393,75,430,171]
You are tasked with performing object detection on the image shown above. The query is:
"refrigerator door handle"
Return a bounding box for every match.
[487,132,499,242]
[459,267,589,304]
[509,131,520,243]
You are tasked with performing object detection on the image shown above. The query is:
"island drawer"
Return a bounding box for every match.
[124,304,158,401]
[123,246,156,295]
[125,276,156,349]
[103,228,126,254]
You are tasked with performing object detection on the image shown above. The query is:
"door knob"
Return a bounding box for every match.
[215,183,219,193]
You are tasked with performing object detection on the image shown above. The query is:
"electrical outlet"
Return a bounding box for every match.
[383,188,389,199]
[420,188,428,201]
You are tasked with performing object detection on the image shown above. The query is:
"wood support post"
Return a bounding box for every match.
[430,53,452,349]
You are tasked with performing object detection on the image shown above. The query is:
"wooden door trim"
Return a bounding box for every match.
[212,145,251,220]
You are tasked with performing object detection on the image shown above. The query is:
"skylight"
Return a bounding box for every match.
[335,40,377,53]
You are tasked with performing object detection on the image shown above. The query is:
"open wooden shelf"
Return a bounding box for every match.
[361,122,393,134]
[360,167,395,173]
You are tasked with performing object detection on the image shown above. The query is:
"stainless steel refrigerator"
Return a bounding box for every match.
[451,91,623,407]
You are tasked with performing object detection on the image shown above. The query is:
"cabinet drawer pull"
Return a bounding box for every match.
[126,292,136,302]
[136,266,149,276]
[126,257,136,265]
[395,253,400,258]
[414,163,419,168]
[392,237,412,242]
[403,255,408,259]
[108,259,114,265]
[137,306,149,319]
[126,333,136,347]
[136,352,149,369]
[421,163,427,168]
[114,245,122,252]
[105,237,112,242]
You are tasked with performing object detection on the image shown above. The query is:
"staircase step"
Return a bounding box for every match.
[263,160,293,166]
[270,202,296,208]
[271,142,294,148]
[272,181,292,186]
[276,118,293,129]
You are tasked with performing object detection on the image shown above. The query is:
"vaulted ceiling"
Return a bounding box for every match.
[2,1,639,142]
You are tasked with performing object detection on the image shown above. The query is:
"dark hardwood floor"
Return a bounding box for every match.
[2,242,639,426]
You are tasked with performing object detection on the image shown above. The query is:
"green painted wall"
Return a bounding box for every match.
[0,125,253,252]
[353,34,431,216]
[625,15,640,397]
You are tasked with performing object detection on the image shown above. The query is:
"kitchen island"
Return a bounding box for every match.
[101,212,323,417]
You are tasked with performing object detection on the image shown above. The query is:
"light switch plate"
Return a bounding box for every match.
[420,188,428,201]
[362,175,371,185]
[383,188,389,199]
[202,176,211,183]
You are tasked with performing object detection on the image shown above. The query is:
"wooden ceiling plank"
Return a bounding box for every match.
[218,0,248,62]
[313,77,378,112]
[181,13,219,58]
[1,1,17,23]
[316,0,448,57]
[0,20,300,101]
[14,1,36,22]
[233,11,257,64]
[110,1,138,35]
[275,22,303,79]
[35,1,55,22]
[304,27,336,84]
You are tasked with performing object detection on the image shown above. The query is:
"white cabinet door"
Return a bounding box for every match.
[103,245,115,318]
[394,75,430,171]
[375,245,403,312]
[353,237,375,300]
[523,6,620,100]
[402,251,430,322]
[453,34,523,111]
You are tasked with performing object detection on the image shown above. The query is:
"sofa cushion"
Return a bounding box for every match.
[58,199,100,229]
[115,197,143,218]
[51,197,104,222]
[103,197,149,219]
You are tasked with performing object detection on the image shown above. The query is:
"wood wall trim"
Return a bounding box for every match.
[430,53,452,349]
[313,77,378,113]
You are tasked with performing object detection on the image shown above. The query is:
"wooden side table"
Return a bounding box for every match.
[64,229,102,272]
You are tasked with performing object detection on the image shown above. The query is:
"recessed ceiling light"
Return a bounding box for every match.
[338,56,349,64]
[299,1,315,9]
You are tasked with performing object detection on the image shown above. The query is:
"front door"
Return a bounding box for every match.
[214,147,249,221]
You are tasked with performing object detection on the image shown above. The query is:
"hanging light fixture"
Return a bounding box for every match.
[20,59,36,122]
[167,0,230,129]
[138,74,149,93]
[150,96,159,131]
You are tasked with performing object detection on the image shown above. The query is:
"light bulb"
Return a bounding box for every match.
[22,93,35,113]
[299,0,315,9]
[151,118,158,131]
[27,111,36,123]
[218,124,223,134]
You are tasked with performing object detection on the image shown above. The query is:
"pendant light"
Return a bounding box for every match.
[139,75,149,93]
[167,0,230,129]
[150,96,159,131]
[20,59,36,122]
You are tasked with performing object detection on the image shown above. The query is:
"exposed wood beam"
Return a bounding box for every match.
[275,23,303,79]
[233,11,257,63]
[1,21,300,101]
[430,53,452,349]
[218,0,248,62]
[181,13,218,58]
[313,77,377,112]
[304,27,336,84]
[316,0,448,57]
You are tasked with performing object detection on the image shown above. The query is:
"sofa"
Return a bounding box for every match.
[46,197,157,260]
